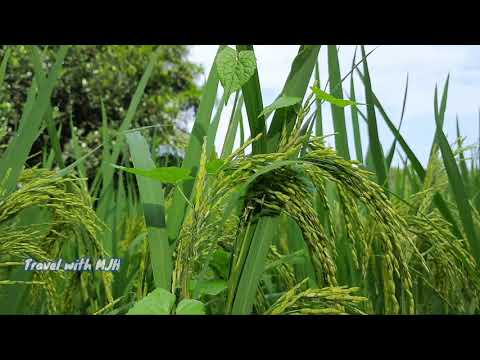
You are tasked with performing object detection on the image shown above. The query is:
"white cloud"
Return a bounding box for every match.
[188,45,480,165]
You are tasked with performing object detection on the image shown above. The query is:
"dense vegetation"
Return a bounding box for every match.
[0,45,201,175]
[1,45,479,315]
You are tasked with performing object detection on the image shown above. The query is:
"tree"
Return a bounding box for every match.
[0,45,202,170]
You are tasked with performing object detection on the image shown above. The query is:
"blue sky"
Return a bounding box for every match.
[188,45,480,166]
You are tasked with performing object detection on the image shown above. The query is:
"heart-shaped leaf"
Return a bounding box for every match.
[127,288,176,315]
[175,299,206,315]
[112,164,193,184]
[259,96,302,119]
[312,86,361,108]
[216,47,257,103]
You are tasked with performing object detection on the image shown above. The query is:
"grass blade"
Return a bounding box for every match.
[0,46,69,196]
[432,90,480,263]
[229,217,279,315]
[386,73,409,170]
[125,131,172,290]
[349,48,363,162]
[221,94,244,157]
[236,45,266,154]
[267,45,320,152]
[360,45,387,186]
[167,46,223,244]
[0,47,11,87]
[314,60,323,137]
[327,45,350,160]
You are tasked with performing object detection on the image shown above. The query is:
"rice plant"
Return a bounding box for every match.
[1,44,480,315]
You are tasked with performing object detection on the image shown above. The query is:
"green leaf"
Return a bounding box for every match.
[236,45,266,155]
[229,217,279,315]
[312,86,357,108]
[267,45,320,152]
[432,86,480,264]
[0,45,69,196]
[124,132,172,290]
[360,45,387,187]
[326,45,351,161]
[210,250,231,279]
[0,47,11,88]
[127,288,176,315]
[216,47,257,103]
[167,46,223,245]
[175,299,206,315]
[349,48,363,162]
[259,96,302,119]
[206,159,226,174]
[191,279,227,296]
[355,68,463,238]
[112,165,193,185]
[221,94,244,157]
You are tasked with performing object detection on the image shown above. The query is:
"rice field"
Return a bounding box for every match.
[1,45,480,315]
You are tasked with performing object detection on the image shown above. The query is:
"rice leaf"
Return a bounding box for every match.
[0,45,69,196]
[386,73,409,170]
[221,94,244,157]
[230,217,279,315]
[124,131,172,290]
[432,87,480,263]
[360,45,387,186]
[236,45,266,154]
[267,45,320,152]
[167,46,223,245]
[349,48,363,162]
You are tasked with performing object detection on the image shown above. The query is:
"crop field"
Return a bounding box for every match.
[0,45,479,315]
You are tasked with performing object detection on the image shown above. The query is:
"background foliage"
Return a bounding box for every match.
[0,45,202,169]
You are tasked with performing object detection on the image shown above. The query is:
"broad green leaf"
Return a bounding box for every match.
[206,159,226,174]
[259,96,302,119]
[175,299,206,315]
[312,86,358,108]
[112,165,193,185]
[127,288,175,315]
[216,47,257,103]
[191,279,227,297]
[210,250,231,279]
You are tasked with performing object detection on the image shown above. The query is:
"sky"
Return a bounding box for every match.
[188,45,480,166]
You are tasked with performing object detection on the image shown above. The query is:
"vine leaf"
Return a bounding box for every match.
[259,96,302,119]
[312,86,362,108]
[216,47,257,103]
